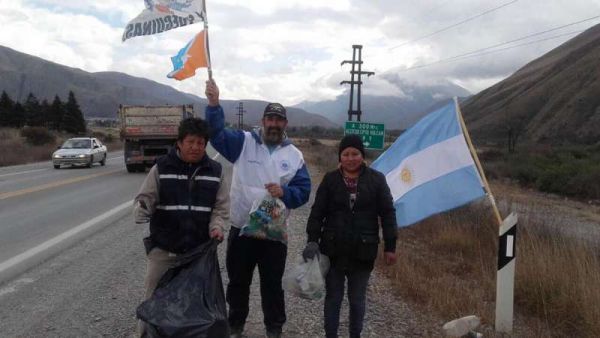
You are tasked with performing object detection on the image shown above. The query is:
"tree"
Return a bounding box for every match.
[0,90,14,127]
[11,102,26,128]
[503,109,526,153]
[24,93,43,127]
[48,95,64,130]
[40,99,50,128]
[61,91,86,134]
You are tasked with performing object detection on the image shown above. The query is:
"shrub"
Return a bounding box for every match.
[535,164,577,194]
[507,158,540,185]
[308,138,321,146]
[20,126,55,145]
[478,148,504,162]
[565,165,600,199]
[104,133,114,143]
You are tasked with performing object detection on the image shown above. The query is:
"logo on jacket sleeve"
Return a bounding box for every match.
[280,160,290,172]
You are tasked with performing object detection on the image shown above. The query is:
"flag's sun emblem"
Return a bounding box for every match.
[400,168,412,183]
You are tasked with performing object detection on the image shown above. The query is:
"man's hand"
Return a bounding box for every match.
[384,251,397,266]
[134,200,152,224]
[205,79,220,107]
[265,183,284,198]
[209,228,224,242]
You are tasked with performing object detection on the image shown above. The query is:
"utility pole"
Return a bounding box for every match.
[237,101,245,129]
[340,45,374,121]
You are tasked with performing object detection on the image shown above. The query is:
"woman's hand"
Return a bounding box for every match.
[384,251,397,265]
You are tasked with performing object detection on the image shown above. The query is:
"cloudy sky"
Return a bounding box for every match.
[1,0,599,105]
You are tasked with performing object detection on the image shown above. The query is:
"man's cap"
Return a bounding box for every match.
[263,103,287,119]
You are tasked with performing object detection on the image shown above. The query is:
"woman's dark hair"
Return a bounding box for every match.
[177,117,210,142]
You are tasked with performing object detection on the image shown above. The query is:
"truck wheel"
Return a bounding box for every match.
[86,159,93,168]
[53,164,60,169]
[100,154,106,166]
[126,164,136,173]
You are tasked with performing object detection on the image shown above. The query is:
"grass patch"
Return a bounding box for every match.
[483,145,600,200]
[0,127,59,166]
[300,138,600,337]
[378,203,600,337]
[0,127,123,167]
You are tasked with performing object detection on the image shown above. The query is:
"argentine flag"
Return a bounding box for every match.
[371,98,486,227]
[167,30,210,81]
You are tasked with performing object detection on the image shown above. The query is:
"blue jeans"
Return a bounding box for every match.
[324,263,372,338]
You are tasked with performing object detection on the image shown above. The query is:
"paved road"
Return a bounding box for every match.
[0,152,143,264]
[0,148,437,337]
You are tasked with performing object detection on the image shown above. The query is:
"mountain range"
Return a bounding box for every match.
[296,74,471,130]
[461,23,600,145]
[0,45,335,128]
[3,18,599,146]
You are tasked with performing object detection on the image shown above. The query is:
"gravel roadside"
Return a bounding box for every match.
[0,166,443,338]
[233,191,444,338]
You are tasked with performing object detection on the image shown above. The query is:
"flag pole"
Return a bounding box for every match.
[453,97,517,334]
[453,97,502,225]
[202,0,213,80]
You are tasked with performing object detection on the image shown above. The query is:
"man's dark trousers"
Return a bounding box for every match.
[226,227,287,333]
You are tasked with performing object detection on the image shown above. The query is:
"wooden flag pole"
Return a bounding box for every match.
[453,97,517,333]
[202,0,213,80]
[453,97,502,225]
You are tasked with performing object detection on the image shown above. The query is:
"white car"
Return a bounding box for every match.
[52,137,107,169]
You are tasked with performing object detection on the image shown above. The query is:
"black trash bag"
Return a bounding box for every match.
[137,240,229,338]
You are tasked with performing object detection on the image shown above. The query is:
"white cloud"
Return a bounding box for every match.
[2,0,600,105]
[214,0,351,15]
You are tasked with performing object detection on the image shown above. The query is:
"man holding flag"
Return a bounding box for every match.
[205,80,311,338]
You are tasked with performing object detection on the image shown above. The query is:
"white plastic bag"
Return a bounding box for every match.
[283,253,330,300]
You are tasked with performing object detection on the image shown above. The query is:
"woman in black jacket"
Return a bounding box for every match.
[303,134,398,338]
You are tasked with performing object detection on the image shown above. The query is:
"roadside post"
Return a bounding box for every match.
[455,97,517,333]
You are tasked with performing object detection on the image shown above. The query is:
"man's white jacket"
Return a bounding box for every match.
[205,105,311,229]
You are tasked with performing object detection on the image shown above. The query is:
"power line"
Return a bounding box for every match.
[445,15,600,61]
[389,0,519,51]
[398,30,585,72]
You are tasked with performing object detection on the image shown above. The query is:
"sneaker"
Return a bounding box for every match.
[230,326,243,338]
[266,329,282,338]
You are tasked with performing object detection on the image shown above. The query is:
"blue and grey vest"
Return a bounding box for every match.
[149,148,222,254]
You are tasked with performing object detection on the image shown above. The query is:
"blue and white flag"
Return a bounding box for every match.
[371,98,486,227]
[123,0,205,42]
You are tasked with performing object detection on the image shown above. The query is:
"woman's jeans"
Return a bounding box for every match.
[324,263,372,338]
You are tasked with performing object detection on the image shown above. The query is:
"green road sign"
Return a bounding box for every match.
[344,121,385,150]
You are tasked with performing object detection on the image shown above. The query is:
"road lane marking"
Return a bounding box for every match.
[0,278,35,297]
[0,168,47,178]
[0,200,132,276]
[0,168,122,200]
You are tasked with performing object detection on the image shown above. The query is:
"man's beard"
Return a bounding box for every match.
[263,126,283,145]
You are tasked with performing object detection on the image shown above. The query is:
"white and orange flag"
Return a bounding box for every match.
[167,30,210,81]
[122,0,206,42]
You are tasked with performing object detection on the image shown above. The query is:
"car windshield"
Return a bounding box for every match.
[61,139,91,149]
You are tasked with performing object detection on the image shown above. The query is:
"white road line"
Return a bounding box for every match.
[0,200,133,275]
[0,168,47,178]
[0,278,35,297]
